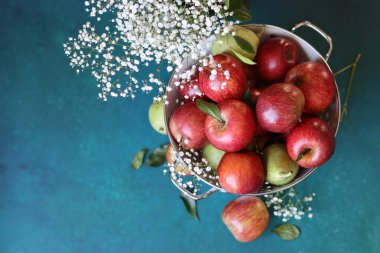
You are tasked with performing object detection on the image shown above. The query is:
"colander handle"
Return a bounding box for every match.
[291,21,333,61]
[170,173,219,200]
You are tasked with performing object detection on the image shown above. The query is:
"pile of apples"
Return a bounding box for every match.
[168,35,337,195]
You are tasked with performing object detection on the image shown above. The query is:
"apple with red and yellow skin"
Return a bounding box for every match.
[222,196,269,242]
[217,152,264,194]
[165,145,192,176]
[169,102,208,150]
[285,61,336,113]
[255,37,300,83]
[205,99,256,152]
[256,83,305,133]
[199,54,248,102]
[287,117,335,168]
[178,73,206,103]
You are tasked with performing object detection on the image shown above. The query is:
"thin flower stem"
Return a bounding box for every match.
[341,53,362,122]
[334,64,353,76]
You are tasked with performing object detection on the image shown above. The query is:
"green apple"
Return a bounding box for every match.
[211,25,260,59]
[202,142,225,171]
[148,100,167,135]
[263,144,299,186]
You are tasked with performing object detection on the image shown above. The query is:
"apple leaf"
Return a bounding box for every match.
[225,0,230,9]
[196,99,224,122]
[145,144,168,167]
[272,223,301,240]
[232,49,256,65]
[233,36,255,54]
[131,148,149,169]
[229,0,252,21]
[180,192,200,221]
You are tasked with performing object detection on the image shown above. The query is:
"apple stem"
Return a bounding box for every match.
[296,148,311,162]
[341,53,362,122]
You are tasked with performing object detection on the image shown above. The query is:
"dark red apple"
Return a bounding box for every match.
[205,99,256,152]
[199,54,248,102]
[217,152,264,194]
[222,196,269,242]
[287,117,335,168]
[178,73,206,103]
[255,37,299,83]
[256,83,305,133]
[285,61,336,113]
[169,102,207,150]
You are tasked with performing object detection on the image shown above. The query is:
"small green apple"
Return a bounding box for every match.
[202,142,225,171]
[211,25,259,60]
[263,143,299,186]
[148,100,167,135]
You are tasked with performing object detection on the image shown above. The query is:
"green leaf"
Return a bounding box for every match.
[131,148,148,169]
[146,144,168,167]
[232,49,256,65]
[196,99,223,122]
[233,36,255,54]
[229,0,252,21]
[272,223,301,240]
[225,0,230,9]
[180,192,199,221]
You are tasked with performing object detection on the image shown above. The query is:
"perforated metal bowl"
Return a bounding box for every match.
[165,21,340,200]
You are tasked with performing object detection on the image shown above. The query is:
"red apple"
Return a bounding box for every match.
[169,102,207,150]
[165,145,192,176]
[218,152,264,194]
[255,37,299,83]
[199,54,248,102]
[287,117,335,168]
[178,72,206,103]
[205,99,256,152]
[222,196,269,242]
[285,61,336,113]
[256,83,305,133]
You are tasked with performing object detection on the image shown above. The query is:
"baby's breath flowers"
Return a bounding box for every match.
[64,0,239,101]
[264,187,315,222]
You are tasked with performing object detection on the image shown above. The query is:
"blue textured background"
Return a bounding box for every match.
[1,0,379,252]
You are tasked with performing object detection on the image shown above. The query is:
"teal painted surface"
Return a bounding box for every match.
[0,0,379,252]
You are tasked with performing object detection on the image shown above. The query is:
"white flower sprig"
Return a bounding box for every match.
[264,187,315,222]
[64,0,236,101]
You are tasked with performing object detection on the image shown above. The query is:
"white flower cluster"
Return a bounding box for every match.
[63,0,235,101]
[264,187,315,222]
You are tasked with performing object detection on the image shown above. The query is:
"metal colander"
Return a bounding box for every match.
[165,21,340,200]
